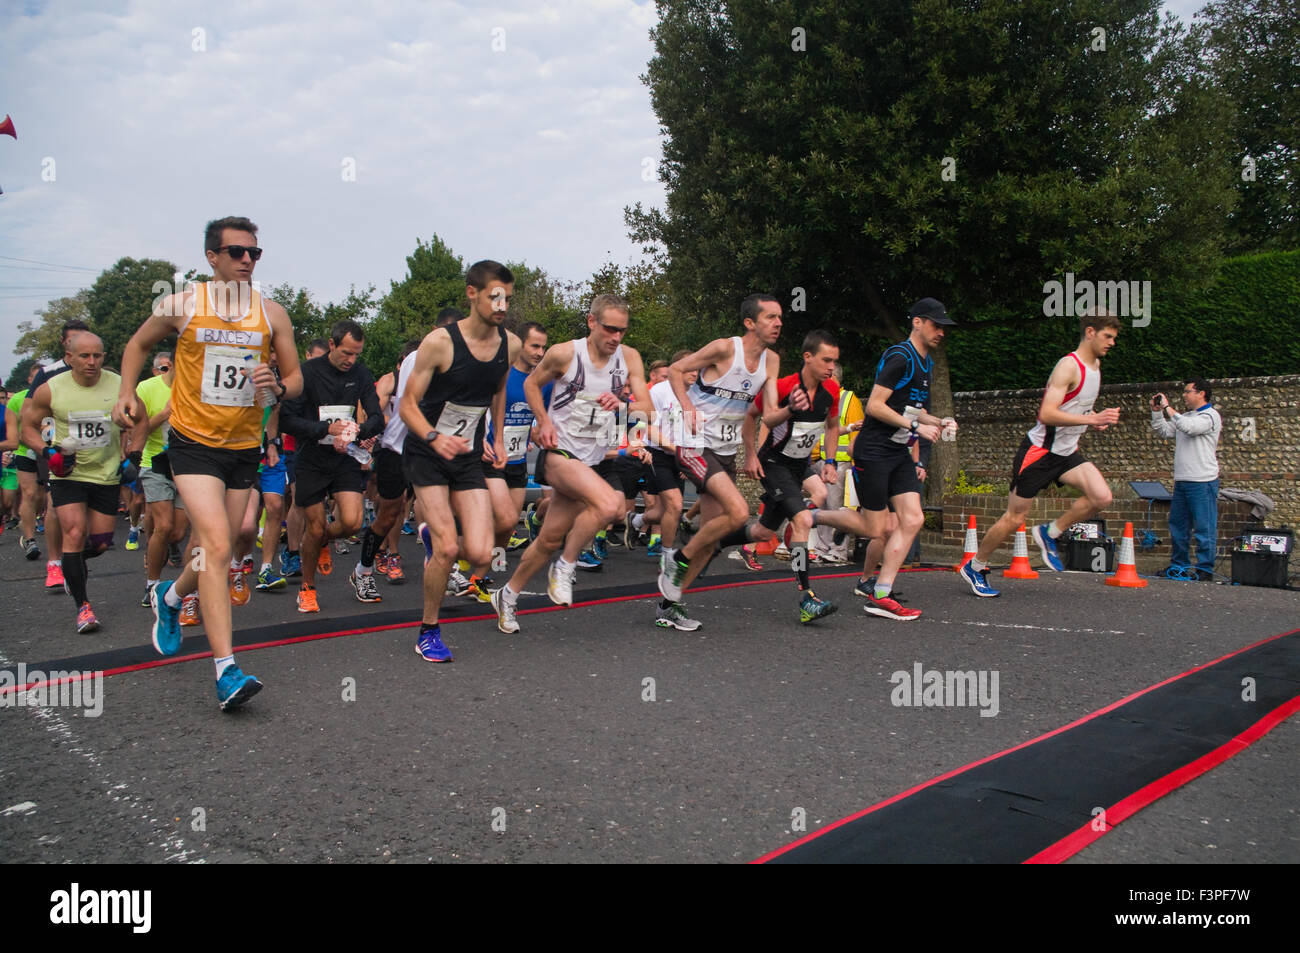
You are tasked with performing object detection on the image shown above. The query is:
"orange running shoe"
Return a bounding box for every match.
[229,569,251,606]
[46,561,65,591]
[317,545,333,576]
[180,592,201,626]
[296,584,320,613]
[386,554,405,585]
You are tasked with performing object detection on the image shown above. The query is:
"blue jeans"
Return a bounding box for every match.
[1169,479,1219,573]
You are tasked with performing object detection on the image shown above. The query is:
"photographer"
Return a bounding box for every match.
[1150,380,1222,580]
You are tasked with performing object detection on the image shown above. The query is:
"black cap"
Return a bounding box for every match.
[908,297,956,326]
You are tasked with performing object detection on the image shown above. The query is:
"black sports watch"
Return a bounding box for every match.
[425,430,439,444]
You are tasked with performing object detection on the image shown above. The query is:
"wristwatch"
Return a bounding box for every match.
[425,430,439,444]
[909,420,919,433]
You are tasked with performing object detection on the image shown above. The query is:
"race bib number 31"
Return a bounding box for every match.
[503,424,530,461]
[200,345,255,407]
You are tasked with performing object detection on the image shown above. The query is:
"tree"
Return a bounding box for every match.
[15,290,91,361]
[1199,0,1299,251]
[5,357,39,392]
[378,235,467,343]
[84,258,180,375]
[630,0,1236,498]
[504,262,583,342]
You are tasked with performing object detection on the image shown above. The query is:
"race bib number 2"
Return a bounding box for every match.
[200,345,255,407]
[435,401,487,440]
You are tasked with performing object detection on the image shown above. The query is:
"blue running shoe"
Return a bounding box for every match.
[150,579,182,656]
[418,521,433,566]
[285,553,302,577]
[402,519,416,536]
[216,664,263,710]
[1032,524,1065,572]
[960,561,1001,597]
[125,527,140,551]
[593,533,608,560]
[645,536,662,559]
[527,509,542,541]
[576,549,603,572]
[256,565,287,591]
[415,625,453,662]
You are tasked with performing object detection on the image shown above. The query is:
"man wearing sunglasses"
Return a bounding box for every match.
[114,216,302,711]
[489,294,651,634]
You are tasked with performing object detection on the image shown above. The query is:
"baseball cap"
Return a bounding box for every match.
[908,297,956,326]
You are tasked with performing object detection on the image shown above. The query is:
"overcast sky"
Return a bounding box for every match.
[0,0,1205,375]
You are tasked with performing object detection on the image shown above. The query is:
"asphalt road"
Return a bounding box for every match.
[2,522,1297,864]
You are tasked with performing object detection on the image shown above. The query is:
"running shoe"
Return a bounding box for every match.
[401,519,416,535]
[296,584,320,613]
[864,593,921,621]
[229,569,251,606]
[799,591,838,624]
[1032,523,1065,572]
[729,546,763,571]
[216,664,263,711]
[22,536,40,561]
[548,560,575,606]
[576,549,603,571]
[506,532,530,551]
[76,602,99,634]
[45,561,64,590]
[526,509,542,541]
[491,588,519,634]
[853,576,906,601]
[415,626,453,662]
[168,542,183,568]
[125,527,140,551]
[241,555,254,575]
[333,539,350,555]
[345,533,361,545]
[657,555,688,603]
[418,522,433,566]
[645,535,662,559]
[349,568,382,603]
[466,574,493,604]
[256,566,287,591]
[593,534,608,560]
[151,580,182,655]
[960,561,1001,598]
[386,554,406,585]
[283,553,302,577]
[445,568,472,597]
[772,542,791,560]
[180,592,201,626]
[141,582,155,608]
[317,544,333,576]
[374,550,391,577]
[655,601,701,631]
[624,512,639,549]
[35,517,43,535]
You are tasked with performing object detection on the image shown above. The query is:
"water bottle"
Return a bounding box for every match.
[345,442,372,466]
[243,353,278,408]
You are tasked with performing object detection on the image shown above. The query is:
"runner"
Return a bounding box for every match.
[400,261,520,662]
[21,331,146,632]
[135,351,191,608]
[357,340,421,590]
[114,215,302,710]
[466,320,551,601]
[628,350,695,581]
[280,338,328,579]
[803,298,958,620]
[809,361,864,564]
[958,310,1120,597]
[490,293,651,633]
[280,319,384,610]
[656,293,782,624]
[746,329,841,623]
[4,365,44,562]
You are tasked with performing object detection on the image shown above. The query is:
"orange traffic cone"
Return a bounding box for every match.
[954,515,978,571]
[1003,523,1039,579]
[1105,522,1147,588]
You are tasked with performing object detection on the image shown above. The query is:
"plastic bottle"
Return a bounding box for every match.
[244,353,278,408]
[345,443,372,466]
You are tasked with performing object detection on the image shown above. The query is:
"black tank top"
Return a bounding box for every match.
[416,322,509,455]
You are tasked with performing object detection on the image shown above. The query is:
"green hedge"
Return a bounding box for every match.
[944,249,1300,391]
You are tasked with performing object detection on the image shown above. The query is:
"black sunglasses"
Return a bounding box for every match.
[217,244,263,261]
[595,320,629,336]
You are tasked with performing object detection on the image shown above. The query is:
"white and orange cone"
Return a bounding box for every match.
[1003,523,1039,579]
[954,515,978,572]
[1105,521,1147,588]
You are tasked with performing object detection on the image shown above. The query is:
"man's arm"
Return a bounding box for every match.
[114,292,185,427]
[0,406,18,453]
[523,341,574,450]
[20,383,53,453]
[264,300,302,402]
[865,382,941,444]
[355,365,385,441]
[400,329,468,458]
[279,363,324,441]
[1172,409,1218,436]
